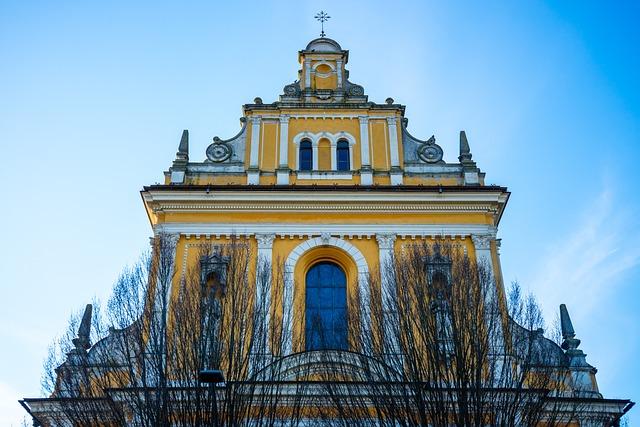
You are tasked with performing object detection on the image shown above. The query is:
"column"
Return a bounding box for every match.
[359,116,373,185]
[386,117,403,185]
[330,141,337,170]
[276,115,290,185]
[304,58,311,89]
[312,140,319,170]
[255,233,276,354]
[471,232,505,357]
[471,233,494,270]
[376,233,399,355]
[247,116,261,184]
[336,60,343,88]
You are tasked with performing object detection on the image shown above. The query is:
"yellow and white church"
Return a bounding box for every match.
[21,36,633,426]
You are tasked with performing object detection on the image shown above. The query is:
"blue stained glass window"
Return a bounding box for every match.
[299,140,312,171]
[336,140,350,171]
[305,262,348,350]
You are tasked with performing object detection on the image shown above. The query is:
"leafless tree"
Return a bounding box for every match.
[30,238,622,426]
[35,235,309,426]
[316,241,593,426]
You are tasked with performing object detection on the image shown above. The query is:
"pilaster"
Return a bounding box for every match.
[255,233,276,355]
[304,58,311,89]
[277,115,291,185]
[386,117,403,185]
[386,117,401,168]
[312,140,319,170]
[359,116,373,185]
[376,233,399,355]
[248,116,262,185]
[330,141,337,170]
[336,59,343,88]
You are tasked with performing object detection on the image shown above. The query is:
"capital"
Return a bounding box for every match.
[376,233,396,250]
[471,233,494,251]
[255,233,276,249]
[279,114,290,124]
[250,116,262,125]
[358,115,369,125]
[386,116,397,126]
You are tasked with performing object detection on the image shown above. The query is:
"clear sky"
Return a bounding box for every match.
[1,1,638,425]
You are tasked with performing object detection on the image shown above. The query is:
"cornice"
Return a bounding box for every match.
[142,188,508,204]
[154,222,498,239]
[147,202,500,214]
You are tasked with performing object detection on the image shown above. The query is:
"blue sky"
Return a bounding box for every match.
[1,1,638,424]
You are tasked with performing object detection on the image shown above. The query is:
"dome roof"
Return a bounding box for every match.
[305,37,342,52]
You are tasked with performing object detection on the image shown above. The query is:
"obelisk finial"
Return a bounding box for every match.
[560,304,581,351]
[72,304,93,351]
[176,129,189,161]
[314,11,331,38]
[459,130,473,163]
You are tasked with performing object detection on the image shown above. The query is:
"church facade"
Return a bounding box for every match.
[21,37,633,426]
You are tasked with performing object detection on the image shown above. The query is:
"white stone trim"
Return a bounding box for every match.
[143,189,509,204]
[376,233,399,353]
[249,116,261,168]
[390,170,404,186]
[358,116,371,168]
[386,117,400,168]
[292,131,356,171]
[257,114,395,120]
[311,60,336,78]
[296,172,353,180]
[155,223,497,241]
[304,59,311,89]
[282,237,370,355]
[255,233,276,352]
[278,115,290,168]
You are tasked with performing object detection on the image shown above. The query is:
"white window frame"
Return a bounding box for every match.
[292,131,356,173]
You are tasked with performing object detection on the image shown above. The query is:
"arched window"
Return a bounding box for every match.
[336,140,350,171]
[305,262,348,350]
[299,139,313,171]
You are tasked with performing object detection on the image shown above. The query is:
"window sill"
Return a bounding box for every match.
[296,171,353,180]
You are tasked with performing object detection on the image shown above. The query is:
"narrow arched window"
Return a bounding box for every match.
[299,139,313,171]
[336,140,350,171]
[305,262,348,350]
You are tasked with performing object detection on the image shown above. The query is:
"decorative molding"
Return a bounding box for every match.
[386,116,401,168]
[292,131,356,172]
[205,139,232,163]
[295,172,353,180]
[376,233,396,250]
[155,223,498,240]
[359,115,371,168]
[144,189,509,204]
[471,233,495,251]
[151,203,499,213]
[249,116,262,169]
[255,233,276,249]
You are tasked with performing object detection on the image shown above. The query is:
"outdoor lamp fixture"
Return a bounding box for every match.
[199,369,225,426]
[199,369,225,384]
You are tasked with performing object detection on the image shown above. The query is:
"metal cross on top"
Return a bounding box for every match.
[314,11,330,38]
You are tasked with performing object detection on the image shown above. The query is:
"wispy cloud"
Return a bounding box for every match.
[528,185,640,326]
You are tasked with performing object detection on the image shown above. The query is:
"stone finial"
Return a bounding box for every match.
[175,130,189,162]
[385,97,394,105]
[559,304,601,396]
[458,130,473,163]
[72,304,92,352]
[560,304,581,351]
[254,97,263,104]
